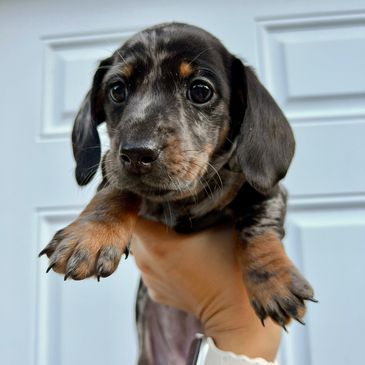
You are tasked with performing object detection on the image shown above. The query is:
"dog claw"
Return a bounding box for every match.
[124,247,129,259]
[294,316,305,325]
[38,249,48,257]
[97,275,101,282]
[307,297,318,303]
[251,299,268,327]
[282,325,288,333]
[97,266,104,279]
[46,263,55,273]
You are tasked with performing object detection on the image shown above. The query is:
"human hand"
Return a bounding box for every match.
[131,219,281,361]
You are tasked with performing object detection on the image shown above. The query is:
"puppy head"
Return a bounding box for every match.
[72,23,294,200]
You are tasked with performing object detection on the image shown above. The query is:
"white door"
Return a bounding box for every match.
[1,1,364,364]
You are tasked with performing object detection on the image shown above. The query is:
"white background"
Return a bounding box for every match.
[1,1,365,364]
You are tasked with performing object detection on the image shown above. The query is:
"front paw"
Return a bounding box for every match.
[39,219,131,281]
[247,265,316,329]
[240,232,317,329]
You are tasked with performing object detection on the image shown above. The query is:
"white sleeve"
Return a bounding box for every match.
[193,335,278,365]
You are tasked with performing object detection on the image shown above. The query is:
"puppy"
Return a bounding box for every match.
[40,23,315,363]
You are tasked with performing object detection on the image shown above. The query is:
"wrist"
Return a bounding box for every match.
[201,304,281,362]
[205,326,253,355]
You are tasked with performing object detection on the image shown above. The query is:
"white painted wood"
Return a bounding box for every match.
[257,13,365,120]
[1,1,365,364]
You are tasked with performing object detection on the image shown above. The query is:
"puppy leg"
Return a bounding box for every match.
[236,186,316,328]
[237,231,315,328]
[39,188,140,280]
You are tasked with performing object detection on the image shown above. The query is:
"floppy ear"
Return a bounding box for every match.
[230,58,295,195]
[72,56,113,186]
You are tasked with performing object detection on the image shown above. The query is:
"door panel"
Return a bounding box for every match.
[1,1,364,364]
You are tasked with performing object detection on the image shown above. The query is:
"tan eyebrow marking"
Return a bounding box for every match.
[120,63,134,78]
[179,61,193,78]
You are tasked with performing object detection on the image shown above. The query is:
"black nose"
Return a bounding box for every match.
[120,144,160,172]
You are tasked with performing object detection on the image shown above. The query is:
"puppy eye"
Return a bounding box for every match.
[109,81,127,103]
[188,80,213,104]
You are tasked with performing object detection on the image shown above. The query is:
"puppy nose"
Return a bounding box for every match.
[120,145,160,168]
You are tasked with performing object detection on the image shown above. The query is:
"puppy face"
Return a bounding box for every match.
[102,25,232,201]
[73,23,295,200]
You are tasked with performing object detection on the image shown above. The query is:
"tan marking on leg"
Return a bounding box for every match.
[237,231,311,325]
[42,189,140,279]
[239,231,293,294]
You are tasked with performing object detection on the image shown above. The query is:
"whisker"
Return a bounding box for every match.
[180,149,203,153]
[225,136,234,145]
[97,37,129,68]
[115,48,129,67]
[188,159,224,192]
[178,166,213,201]
[198,174,215,200]
[167,173,183,195]
[206,161,223,190]
[188,47,213,66]
[95,65,113,71]
[166,201,173,227]
[79,165,99,185]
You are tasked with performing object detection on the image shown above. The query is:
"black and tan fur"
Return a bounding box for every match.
[40,23,315,365]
